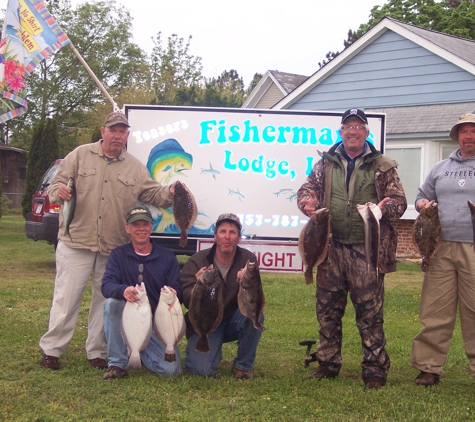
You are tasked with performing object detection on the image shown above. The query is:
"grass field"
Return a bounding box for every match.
[0,215,473,421]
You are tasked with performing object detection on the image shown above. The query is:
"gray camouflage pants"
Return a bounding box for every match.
[314,240,390,380]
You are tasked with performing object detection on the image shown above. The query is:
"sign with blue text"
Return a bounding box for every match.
[125,105,385,241]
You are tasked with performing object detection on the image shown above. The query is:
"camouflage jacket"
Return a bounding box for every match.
[297,141,407,273]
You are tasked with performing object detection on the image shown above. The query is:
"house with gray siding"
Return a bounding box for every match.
[244,17,475,256]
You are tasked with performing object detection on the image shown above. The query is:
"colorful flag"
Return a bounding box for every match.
[0,0,70,123]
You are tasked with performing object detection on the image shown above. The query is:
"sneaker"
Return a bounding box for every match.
[363,376,386,390]
[234,368,252,380]
[307,365,339,380]
[415,371,439,386]
[103,366,127,380]
[88,358,108,369]
[41,354,60,370]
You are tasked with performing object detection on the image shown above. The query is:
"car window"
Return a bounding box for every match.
[37,163,60,191]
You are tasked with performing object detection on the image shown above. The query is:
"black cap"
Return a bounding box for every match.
[341,108,368,125]
[126,206,153,224]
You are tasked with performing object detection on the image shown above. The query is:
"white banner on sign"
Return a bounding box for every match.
[197,240,303,273]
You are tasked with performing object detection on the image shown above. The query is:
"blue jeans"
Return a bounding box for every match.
[185,308,263,377]
[103,298,181,376]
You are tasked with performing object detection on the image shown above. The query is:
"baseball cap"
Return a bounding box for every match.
[449,113,475,141]
[215,213,242,232]
[341,108,368,125]
[126,206,153,224]
[104,112,130,128]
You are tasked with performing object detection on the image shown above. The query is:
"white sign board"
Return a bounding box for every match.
[197,240,303,273]
[125,105,385,242]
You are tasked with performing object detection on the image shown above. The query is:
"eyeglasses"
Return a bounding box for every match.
[138,263,143,284]
[341,125,366,131]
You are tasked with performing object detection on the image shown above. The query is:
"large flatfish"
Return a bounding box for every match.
[173,181,198,247]
[468,200,475,247]
[188,265,224,353]
[237,260,266,331]
[121,282,152,369]
[63,177,76,242]
[412,200,441,272]
[298,208,331,285]
[357,202,382,277]
[153,286,185,362]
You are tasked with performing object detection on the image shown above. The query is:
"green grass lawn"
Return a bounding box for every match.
[0,215,473,421]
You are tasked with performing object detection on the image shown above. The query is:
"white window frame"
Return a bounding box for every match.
[385,143,425,220]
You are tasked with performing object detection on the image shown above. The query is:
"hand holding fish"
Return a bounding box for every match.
[58,183,73,201]
[169,182,176,195]
[416,199,434,211]
[124,285,140,302]
[195,266,207,281]
[377,197,391,215]
[300,190,317,216]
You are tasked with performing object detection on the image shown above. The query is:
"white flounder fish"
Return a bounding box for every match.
[121,282,152,369]
[153,286,186,362]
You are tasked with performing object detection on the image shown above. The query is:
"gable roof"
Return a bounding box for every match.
[274,17,475,110]
[242,70,308,109]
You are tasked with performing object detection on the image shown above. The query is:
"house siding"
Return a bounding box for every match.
[289,31,475,111]
[256,83,284,109]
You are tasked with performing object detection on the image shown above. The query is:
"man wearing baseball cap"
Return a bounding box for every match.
[101,206,183,379]
[180,213,264,380]
[39,111,185,371]
[411,113,475,386]
[297,108,407,389]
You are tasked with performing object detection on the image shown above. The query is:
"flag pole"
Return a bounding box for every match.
[68,43,119,112]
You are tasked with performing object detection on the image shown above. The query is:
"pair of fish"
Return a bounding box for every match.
[172,180,198,247]
[298,208,331,284]
[189,262,266,354]
[121,283,185,368]
[63,177,76,241]
[356,202,382,277]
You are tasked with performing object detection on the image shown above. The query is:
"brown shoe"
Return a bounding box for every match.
[234,368,252,380]
[415,371,439,386]
[88,358,108,369]
[307,365,339,380]
[41,354,60,370]
[363,376,386,390]
[103,366,127,380]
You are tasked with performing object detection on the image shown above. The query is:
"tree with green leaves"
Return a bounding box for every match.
[21,118,59,218]
[9,0,148,155]
[319,0,475,67]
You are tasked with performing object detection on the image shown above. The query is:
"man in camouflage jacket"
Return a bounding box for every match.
[297,109,406,389]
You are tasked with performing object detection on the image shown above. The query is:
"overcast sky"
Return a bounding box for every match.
[1,0,385,85]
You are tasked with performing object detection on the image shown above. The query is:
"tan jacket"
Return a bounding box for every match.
[49,141,172,256]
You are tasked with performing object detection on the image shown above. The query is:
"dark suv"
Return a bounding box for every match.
[25,159,63,247]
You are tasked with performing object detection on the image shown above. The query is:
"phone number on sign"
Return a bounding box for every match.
[236,214,308,229]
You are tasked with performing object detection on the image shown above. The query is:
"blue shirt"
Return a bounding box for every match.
[101,241,182,313]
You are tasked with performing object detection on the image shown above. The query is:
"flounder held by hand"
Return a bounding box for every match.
[121,282,152,369]
[237,260,266,331]
[298,208,331,284]
[173,180,198,247]
[412,200,441,272]
[153,286,185,363]
[189,265,224,353]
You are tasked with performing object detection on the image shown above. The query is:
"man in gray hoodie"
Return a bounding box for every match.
[412,113,475,386]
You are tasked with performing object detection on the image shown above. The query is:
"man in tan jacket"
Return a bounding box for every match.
[39,112,177,370]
